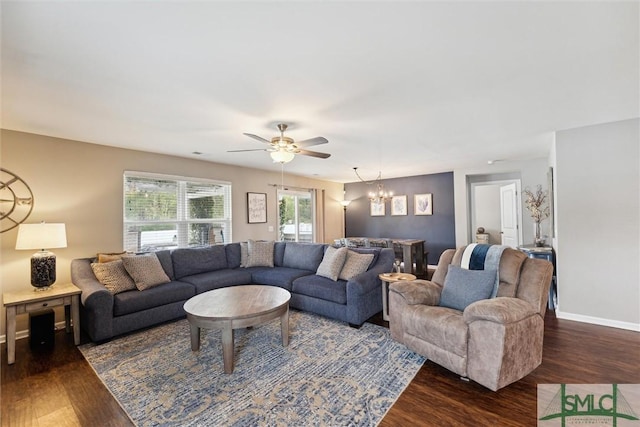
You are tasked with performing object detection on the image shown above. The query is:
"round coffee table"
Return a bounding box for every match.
[379,272,417,321]
[183,285,291,373]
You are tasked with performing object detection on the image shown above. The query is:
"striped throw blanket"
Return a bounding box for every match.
[460,243,508,297]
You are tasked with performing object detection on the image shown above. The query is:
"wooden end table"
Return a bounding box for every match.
[379,272,417,321]
[183,285,291,374]
[3,282,81,365]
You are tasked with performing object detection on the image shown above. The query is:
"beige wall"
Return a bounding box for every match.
[0,130,344,335]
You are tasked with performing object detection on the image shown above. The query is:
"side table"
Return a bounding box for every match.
[379,272,417,321]
[3,282,81,365]
[517,245,557,310]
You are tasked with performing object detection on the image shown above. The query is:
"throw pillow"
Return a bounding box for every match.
[316,246,348,281]
[338,250,375,281]
[439,265,496,311]
[91,260,137,294]
[121,253,171,291]
[97,251,127,263]
[240,241,249,267]
[245,239,275,267]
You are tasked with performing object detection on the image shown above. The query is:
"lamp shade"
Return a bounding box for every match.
[270,150,295,164]
[16,223,67,250]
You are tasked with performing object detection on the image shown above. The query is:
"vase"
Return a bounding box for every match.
[533,222,546,247]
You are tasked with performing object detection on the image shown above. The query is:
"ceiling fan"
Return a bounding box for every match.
[228,123,331,163]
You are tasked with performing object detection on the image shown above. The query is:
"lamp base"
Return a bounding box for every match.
[31,250,56,290]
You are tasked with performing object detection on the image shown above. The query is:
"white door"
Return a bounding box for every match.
[500,183,519,247]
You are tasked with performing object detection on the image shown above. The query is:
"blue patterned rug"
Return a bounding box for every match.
[79,310,425,426]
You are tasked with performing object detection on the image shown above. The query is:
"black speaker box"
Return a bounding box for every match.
[29,309,55,350]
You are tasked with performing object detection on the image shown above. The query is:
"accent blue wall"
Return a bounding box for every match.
[344,171,455,264]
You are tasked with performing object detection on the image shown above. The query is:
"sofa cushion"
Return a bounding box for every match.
[338,250,375,281]
[404,305,469,357]
[282,242,325,271]
[250,267,311,291]
[246,240,275,267]
[122,253,171,291]
[172,245,228,279]
[90,260,137,294]
[178,269,252,294]
[113,281,195,317]
[155,250,175,280]
[316,246,348,281]
[439,265,496,311]
[273,242,286,267]
[225,243,242,269]
[292,275,347,305]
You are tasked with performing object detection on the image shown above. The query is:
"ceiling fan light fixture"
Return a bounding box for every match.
[270,149,295,164]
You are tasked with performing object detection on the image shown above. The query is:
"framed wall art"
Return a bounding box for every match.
[414,193,433,215]
[247,192,267,223]
[391,195,408,216]
[370,200,385,216]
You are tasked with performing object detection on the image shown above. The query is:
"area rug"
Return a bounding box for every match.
[79,310,425,427]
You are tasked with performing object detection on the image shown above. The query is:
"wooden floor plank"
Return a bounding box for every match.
[1,310,639,426]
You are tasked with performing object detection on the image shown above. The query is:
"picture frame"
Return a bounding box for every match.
[391,195,408,216]
[370,200,385,216]
[247,192,267,223]
[414,193,433,215]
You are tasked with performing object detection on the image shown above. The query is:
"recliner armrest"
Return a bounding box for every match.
[463,297,538,325]
[389,280,441,306]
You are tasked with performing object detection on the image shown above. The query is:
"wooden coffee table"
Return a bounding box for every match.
[183,285,291,373]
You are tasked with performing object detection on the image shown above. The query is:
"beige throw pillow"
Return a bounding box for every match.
[339,250,375,281]
[245,239,275,267]
[121,253,171,291]
[91,260,137,294]
[240,242,249,267]
[97,251,127,263]
[316,246,348,281]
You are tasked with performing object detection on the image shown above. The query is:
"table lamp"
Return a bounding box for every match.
[15,222,67,290]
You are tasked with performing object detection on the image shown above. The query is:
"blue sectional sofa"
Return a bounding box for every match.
[71,242,395,342]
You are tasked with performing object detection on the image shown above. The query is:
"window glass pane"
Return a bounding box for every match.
[125,177,177,221]
[188,222,226,246]
[124,172,232,252]
[187,183,226,219]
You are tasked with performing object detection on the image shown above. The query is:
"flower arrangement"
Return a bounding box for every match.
[523,185,550,223]
[523,185,550,246]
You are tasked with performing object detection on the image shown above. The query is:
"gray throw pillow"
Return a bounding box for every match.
[316,246,348,281]
[439,265,496,311]
[91,259,137,294]
[122,253,171,291]
[246,239,275,267]
[338,250,374,281]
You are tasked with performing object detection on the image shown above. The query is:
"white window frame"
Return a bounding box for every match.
[123,171,232,252]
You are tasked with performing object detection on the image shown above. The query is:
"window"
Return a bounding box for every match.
[278,188,315,242]
[123,172,232,252]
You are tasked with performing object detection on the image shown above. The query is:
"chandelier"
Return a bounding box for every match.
[353,167,393,203]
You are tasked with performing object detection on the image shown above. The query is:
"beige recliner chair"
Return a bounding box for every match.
[388,246,553,391]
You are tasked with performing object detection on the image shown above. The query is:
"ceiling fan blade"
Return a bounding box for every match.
[227,148,268,153]
[295,137,328,148]
[296,149,331,159]
[243,133,271,144]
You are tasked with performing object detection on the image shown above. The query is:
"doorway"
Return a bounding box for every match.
[469,176,523,248]
[277,188,315,242]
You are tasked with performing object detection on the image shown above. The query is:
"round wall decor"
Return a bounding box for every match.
[0,168,34,233]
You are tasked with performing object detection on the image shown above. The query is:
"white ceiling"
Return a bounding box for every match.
[2,1,638,183]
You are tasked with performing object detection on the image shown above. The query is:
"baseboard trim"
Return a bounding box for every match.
[555,310,640,332]
[0,320,68,344]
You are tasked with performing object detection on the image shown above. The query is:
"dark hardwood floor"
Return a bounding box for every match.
[2,310,639,426]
